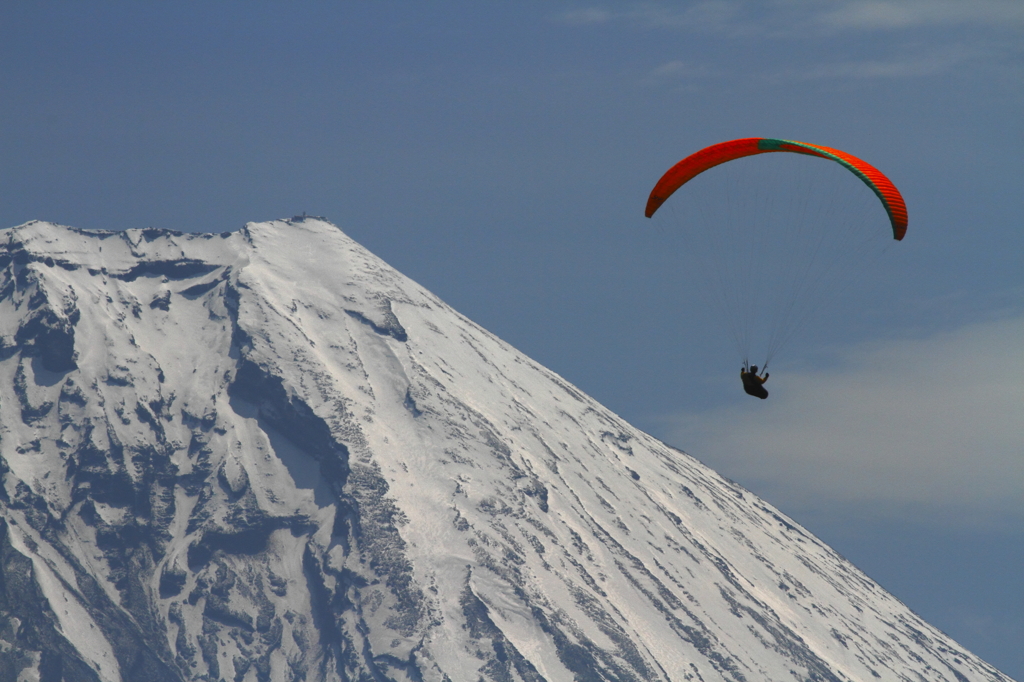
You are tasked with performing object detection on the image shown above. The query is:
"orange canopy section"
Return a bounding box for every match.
[645,138,907,240]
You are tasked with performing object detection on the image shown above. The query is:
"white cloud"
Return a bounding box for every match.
[559,2,1020,83]
[557,8,615,25]
[643,60,722,85]
[768,48,973,80]
[556,1,1024,33]
[817,0,1024,30]
[553,3,745,33]
[663,312,1024,528]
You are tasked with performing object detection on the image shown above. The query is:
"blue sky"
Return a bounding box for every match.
[2,2,1021,676]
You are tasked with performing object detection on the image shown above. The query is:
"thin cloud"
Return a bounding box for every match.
[557,1,1024,33]
[769,49,974,81]
[662,312,1024,529]
[642,60,723,85]
[817,0,1024,30]
[554,3,746,33]
[559,3,1019,83]
[558,8,615,25]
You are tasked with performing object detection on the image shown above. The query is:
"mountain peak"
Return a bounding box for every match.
[0,219,1009,682]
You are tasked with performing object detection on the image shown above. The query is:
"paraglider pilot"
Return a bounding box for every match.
[740,365,769,400]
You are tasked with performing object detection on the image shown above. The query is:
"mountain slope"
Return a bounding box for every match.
[0,218,1011,682]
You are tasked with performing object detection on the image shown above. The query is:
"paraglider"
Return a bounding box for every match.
[740,365,769,400]
[645,138,907,399]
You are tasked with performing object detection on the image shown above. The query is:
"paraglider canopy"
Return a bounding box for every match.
[645,138,907,240]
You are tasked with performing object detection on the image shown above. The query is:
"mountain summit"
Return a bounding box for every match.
[0,218,1009,682]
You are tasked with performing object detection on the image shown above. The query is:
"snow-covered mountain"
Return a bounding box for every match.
[0,218,1010,682]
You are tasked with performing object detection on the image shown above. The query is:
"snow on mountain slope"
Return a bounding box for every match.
[0,218,1011,682]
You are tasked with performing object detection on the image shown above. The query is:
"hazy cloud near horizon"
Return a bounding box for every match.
[664,310,1024,529]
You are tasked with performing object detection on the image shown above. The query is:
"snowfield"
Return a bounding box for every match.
[0,218,1011,682]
